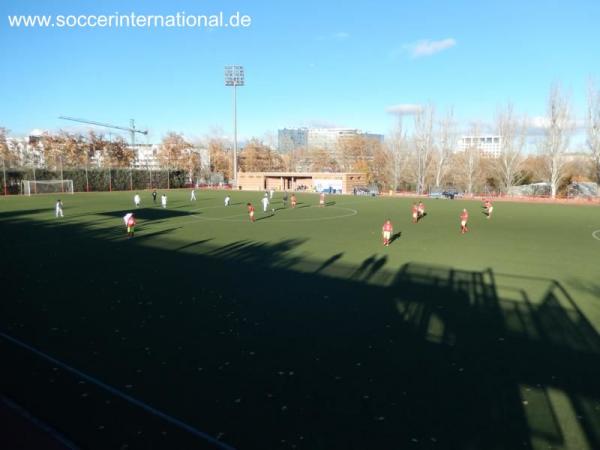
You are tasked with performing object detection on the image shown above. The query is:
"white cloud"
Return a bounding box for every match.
[404,38,457,58]
[386,104,424,116]
[528,116,551,130]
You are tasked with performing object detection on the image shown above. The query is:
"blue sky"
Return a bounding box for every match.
[1,0,599,143]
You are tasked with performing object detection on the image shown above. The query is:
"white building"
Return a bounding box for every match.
[457,135,502,158]
[6,136,45,167]
[278,127,383,153]
[132,144,161,170]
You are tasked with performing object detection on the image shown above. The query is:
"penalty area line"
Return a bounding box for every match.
[0,331,237,450]
[593,230,600,241]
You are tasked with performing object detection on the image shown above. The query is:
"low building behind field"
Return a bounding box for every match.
[237,172,366,194]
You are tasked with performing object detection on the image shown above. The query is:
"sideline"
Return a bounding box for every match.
[0,331,237,450]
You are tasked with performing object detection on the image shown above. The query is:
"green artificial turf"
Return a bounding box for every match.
[1,189,600,450]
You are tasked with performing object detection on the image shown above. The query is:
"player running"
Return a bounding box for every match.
[224,195,231,206]
[126,213,136,238]
[152,190,157,204]
[291,194,297,208]
[282,191,288,208]
[161,194,167,209]
[190,189,197,201]
[134,193,141,208]
[55,199,64,218]
[483,199,493,219]
[319,192,325,207]
[261,195,270,212]
[247,203,256,222]
[411,203,418,224]
[417,201,425,221]
[382,219,393,247]
[460,208,469,234]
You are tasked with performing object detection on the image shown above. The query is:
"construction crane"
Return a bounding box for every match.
[58,116,148,147]
[59,116,149,192]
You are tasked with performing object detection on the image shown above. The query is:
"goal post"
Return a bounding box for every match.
[21,180,74,196]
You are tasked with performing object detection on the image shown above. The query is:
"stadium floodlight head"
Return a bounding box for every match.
[224,65,245,86]
[225,65,244,187]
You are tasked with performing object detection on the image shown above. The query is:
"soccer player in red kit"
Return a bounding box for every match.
[291,194,297,208]
[483,199,494,219]
[460,208,469,234]
[382,219,393,246]
[319,192,325,207]
[417,201,425,221]
[127,213,136,238]
[247,203,256,222]
[411,203,419,224]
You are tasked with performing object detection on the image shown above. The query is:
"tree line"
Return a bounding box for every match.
[2,84,600,197]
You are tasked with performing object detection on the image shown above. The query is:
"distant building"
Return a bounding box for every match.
[237,171,367,194]
[278,127,384,154]
[132,144,210,172]
[278,128,308,153]
[457,135,502,158]
[6,136,44,167]
[132,144,161,170]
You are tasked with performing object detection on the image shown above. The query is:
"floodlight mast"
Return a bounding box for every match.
[224,65,244,188]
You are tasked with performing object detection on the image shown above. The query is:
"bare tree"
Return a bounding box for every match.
[239,139,272,172]
[310,147,339,172]
[413,105,435,194]
[207,138,232,181]
[386,119,410,190]
[433,108,457,189]
[587,80,600,182]
[181,150,201,184]
[541,85,573,198]
[0,127,17,194]
[158,132,193,188]
[455,123,482,195]
[104,136,135,168]
[495,103,526,193]
[0,127,17,166]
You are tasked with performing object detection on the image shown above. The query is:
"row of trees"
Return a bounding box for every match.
[269,83,600,197]
[3,83,600,197]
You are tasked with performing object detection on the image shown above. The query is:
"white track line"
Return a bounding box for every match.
[0,331,237,450]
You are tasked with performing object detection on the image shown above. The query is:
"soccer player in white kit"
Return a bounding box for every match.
[261,195,270,212]
[224,195,231,206]
[161,194,167,208]
[190,189,197,201]
[134,194,141,208]
[123,212,133,227]
[269,188,274,200]
[55,199,64,217]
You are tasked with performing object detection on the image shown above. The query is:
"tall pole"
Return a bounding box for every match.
[225,65,244,188]
[233,83,238,187]
[130,119,135,191]
[59,154,64,192]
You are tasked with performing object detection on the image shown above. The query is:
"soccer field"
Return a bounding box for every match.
[1,190,600,449]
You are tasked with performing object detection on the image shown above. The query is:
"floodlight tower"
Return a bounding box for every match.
[224,65,244,187]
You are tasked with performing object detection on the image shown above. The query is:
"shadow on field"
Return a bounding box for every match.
[100,208,197,221]
[1,210,600,450]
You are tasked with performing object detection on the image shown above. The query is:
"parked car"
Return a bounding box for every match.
[442,188,461,199]
[428,189,444,199]
[354,185,379,196]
